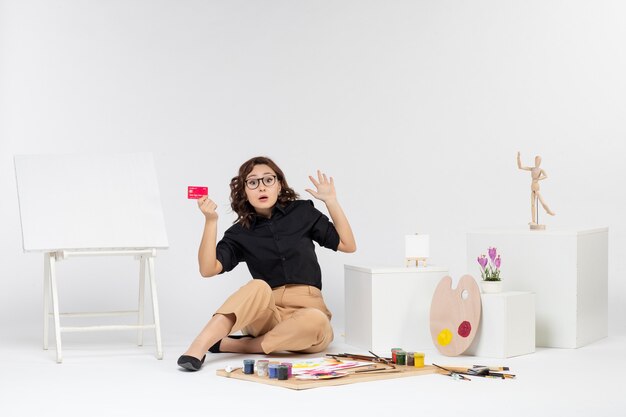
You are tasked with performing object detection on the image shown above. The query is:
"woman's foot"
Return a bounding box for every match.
[177,354,206,371]
[209,335,253,353]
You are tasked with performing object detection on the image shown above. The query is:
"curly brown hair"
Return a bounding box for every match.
[230,156,299,228]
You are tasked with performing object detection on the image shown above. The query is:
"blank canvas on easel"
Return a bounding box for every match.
[14,153,169,251]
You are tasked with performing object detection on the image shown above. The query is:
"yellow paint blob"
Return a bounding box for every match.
[437,329,453,346]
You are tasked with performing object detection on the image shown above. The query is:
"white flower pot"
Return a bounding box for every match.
[481,280,502,294]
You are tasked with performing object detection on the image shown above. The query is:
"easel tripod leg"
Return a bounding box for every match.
[147,256,163,360]
[137,256,146,346]
[43,253,50,350]
[48,254,63,363]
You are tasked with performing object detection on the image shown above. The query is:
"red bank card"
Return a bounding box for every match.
[187,186,208,199]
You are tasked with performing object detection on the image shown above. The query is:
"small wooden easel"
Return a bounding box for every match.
[405,257,428,267]
[405,234,429,267]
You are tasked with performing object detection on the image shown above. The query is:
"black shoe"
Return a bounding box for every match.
[177,354,205,371]
[209,334,252,353]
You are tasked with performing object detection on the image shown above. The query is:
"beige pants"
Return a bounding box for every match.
[215,280,334,354]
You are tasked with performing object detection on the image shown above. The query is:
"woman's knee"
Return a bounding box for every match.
[296,308,332,333]
[243,279,272,292]
[238,279,273,301]
[296,309,334,353]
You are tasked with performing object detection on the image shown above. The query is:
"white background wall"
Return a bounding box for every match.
[2,0,625,346]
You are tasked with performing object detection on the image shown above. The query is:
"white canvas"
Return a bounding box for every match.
[405,234,430,258]
[15,153,169,251]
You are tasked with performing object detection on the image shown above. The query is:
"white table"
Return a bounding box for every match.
[344,265,449,354]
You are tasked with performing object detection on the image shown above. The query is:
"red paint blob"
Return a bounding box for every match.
[458,321,472,338]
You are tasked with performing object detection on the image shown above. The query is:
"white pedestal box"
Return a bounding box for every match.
[466,292,535,358]
[467,228,608,348]
[344,265,449,353]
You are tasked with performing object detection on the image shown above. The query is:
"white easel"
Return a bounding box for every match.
[405,234,429,267]
[43,249,163,363]
[15,153,169,363]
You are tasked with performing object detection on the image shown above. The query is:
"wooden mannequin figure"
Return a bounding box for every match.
[517,152,555,230]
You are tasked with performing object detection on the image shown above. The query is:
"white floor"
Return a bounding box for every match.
[2,331,625,417]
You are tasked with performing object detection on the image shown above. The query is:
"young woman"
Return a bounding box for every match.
[178,156,356,371]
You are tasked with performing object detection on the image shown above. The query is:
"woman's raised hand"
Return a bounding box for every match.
[305,170,337,203]
[198,196,218,220]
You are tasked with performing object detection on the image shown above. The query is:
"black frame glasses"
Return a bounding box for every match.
[245,175,278,190]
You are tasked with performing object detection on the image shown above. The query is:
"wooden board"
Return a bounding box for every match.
[216,364,440,390]
[429,275,481,356]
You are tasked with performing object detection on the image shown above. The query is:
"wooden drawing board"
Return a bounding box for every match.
[216,364,440,390]
[14,153,169,251]
[429,275,481,356]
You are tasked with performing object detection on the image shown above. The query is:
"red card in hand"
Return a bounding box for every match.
[188,186,208,199]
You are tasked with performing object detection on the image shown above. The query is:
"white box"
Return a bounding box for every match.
[344,265,449,353]
[467,228,608,348]
[466,291,535,358]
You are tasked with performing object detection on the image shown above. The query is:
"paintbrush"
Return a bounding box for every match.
[440,365,516,379]
[327,352,393,362]
[473,365,510,371]
[432,363,471,381]
[354,367,401,374]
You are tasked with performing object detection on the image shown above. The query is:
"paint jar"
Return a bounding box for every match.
[243,359,255,375]
[268,363,280,379]
[406,352,415,366]
[256,360,269,377]
[280,362,293,378]
[391,348,402,363]
[414,352,425,368]
[396,350,406,365]
[277,365,289,380]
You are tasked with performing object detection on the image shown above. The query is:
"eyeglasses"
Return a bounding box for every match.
[245,175,277,190]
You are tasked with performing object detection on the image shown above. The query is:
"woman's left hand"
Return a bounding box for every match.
[305,170,337,203]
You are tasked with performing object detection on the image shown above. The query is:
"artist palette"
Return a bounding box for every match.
[429,275,481,356]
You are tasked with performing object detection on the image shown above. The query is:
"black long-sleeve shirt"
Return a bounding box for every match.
[215,200,340,290]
